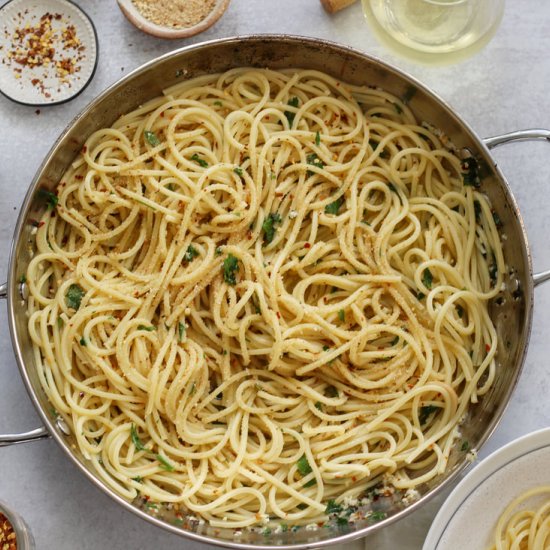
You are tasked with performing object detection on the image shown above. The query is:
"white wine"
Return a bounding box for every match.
[362,0,505,65]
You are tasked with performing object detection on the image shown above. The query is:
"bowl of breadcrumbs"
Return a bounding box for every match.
[117,0,230,39]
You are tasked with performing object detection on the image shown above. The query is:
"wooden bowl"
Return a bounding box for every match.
[116,0,231,39]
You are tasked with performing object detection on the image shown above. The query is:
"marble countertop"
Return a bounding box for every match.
[1,1,550,549]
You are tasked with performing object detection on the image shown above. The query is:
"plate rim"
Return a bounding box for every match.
[423,427,550,549]
[0,0,99,107]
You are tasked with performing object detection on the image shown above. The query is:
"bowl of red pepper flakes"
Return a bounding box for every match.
[0,0,98,106]
[0,500,34,550]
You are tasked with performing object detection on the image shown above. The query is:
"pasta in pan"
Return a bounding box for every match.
[25,68,504,528]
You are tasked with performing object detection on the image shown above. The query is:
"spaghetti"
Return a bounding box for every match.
[26,68,504,528]
[490,487,550,550]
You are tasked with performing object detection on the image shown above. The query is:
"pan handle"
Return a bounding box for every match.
[484,128,550,149]
[0,281,51,446]
[484,129,550,287]
[0,427,50,447]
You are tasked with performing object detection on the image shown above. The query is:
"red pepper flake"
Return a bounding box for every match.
[485,343,491,353]
[304,242,311,249]
[75,175,83,181]
[276,312,281,319]
[0,512,17,550]
[5,11,87,97]
[81,145,87,154]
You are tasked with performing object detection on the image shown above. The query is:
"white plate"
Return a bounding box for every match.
[423,428,550,550]
[0,0,98,105]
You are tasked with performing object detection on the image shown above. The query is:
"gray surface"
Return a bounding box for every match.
[1,1,550,549]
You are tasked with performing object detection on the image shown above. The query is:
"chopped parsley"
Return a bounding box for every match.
[131,424,147,452]
[391,336,399,346]
[419,404,438,425]
[315,401,323,411]
[233,166,244,177]
[297,454,313,476]
[462,157,480,187]
[457,305,464,319]
[215,246,222,256]
[66,283,85,310]
[138,325,155,332]
[338,309,345,322]
[315,130,321,146]
[19,274,26,284]
[223,254,239,285]
[183,244,199,262]
[422,268,433,290]
[336,517,349,527]
[178,322,185,342]
[325,499,343,514]
[191,153,208,167]
[492,210,502,227]
[262,212,282,244]
[57,317,64,329]
[393,102,403,114]
[156,454,175,471]
[144,130,161,147]
[131,426,175,470]
[213,100,223,106]
[325,196,345,215]
[189,381,196,395]
[461,440,470,452]
[325,385,338,398]
[79,337,87,346]
[284,96,299,127]
[132,476,143,483]
[306,152,325,175]
[37,188,58,210]
[369,511,387,522]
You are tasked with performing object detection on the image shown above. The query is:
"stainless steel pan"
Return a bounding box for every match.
[1,35,549,549]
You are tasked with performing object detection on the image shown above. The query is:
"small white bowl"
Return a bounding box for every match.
[0,500,34,549]
[424,428,550,550]
[117,0,231,40]
[0,0,98,106]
